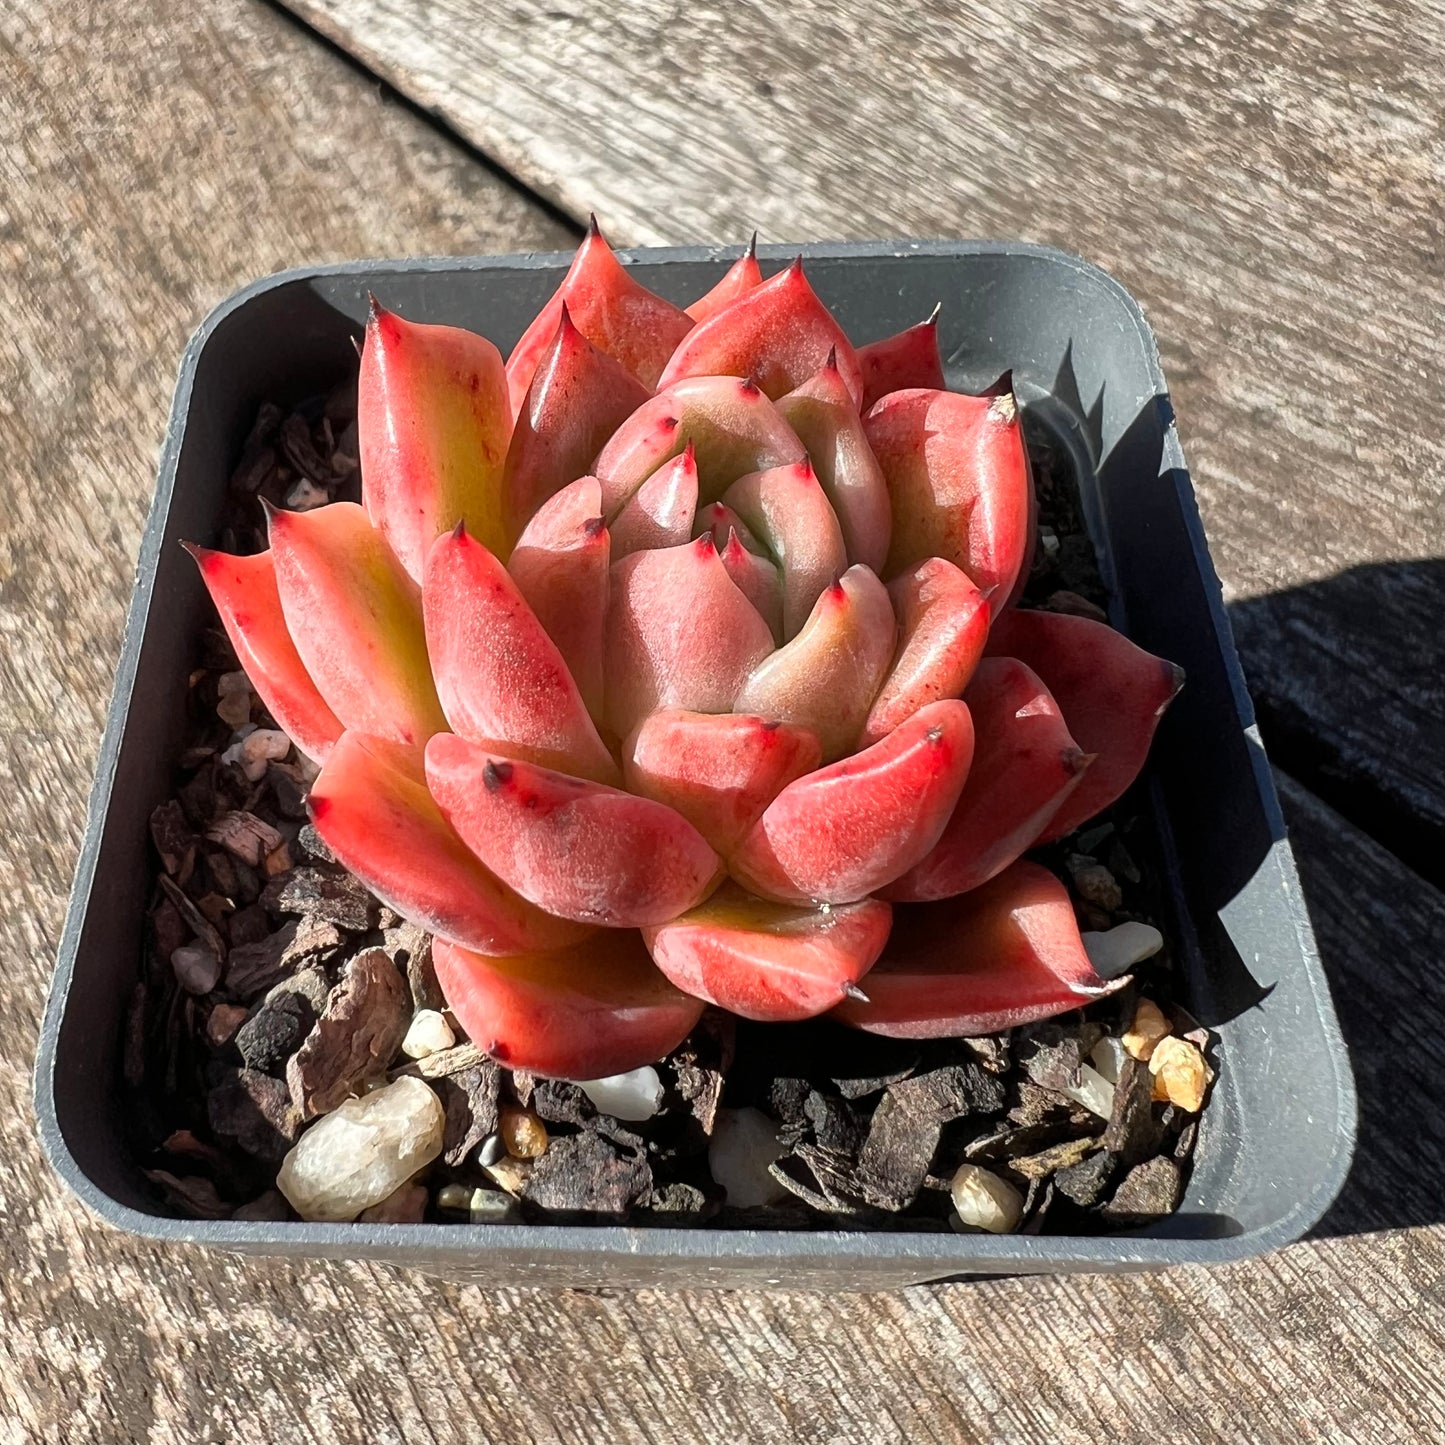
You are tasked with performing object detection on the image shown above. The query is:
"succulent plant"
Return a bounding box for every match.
[188,225,1182,1081]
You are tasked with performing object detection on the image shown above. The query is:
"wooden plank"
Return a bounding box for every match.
[2,1,1442,1440]
[281,0,1445,864]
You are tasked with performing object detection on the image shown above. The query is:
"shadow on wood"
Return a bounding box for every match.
[1232,559,1445,892]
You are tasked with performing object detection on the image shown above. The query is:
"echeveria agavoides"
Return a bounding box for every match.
[189,223,1181,1077]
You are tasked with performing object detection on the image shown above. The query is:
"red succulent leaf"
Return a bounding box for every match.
[986,609,1185,840]
[731,699,975,904]
[644,882,891,1022]
[604,535,775,740]
[426,736,723,927]
[658,258,864,405]
[505,219,694,409]
[623,708,821,857]
[864,386,1032,599]
[777,356,892,572]
[502,304,651,546]
[309,732,591,955]
[183,545,342,763]
[717,529,783,641]
[884,657,1091,901]
[266,501,446,747]
[721,459,849,640]
[609,442,699,558]
[508,476,611,722]
[734,564,896,762]
[434,933,704,1079]
[359,302,512,580]
[861,557,991,746]
[423,523,617,783]
[592,374,805,517]
[834,860,1127,1037]
[686,236,764,323]
[856,310,946,412]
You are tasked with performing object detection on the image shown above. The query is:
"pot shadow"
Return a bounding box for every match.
[1228,561,1445,1239]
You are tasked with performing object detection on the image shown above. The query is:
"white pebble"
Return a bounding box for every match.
[285,477,331,511]
[708,1107,788,1208]
[576,1066,664,1121]
[1089,1034,1128,1087]
[223,727,291,781]
[1082,921,1164,979]
[170,943,220,995]
[1059,1062,1115,1120]
[949,1164,1024,1234]
[469,1187,520,1223]
[276,1076,444,1222]
[400,1008,456,1059]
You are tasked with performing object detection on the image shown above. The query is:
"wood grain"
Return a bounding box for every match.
[3,1,1444,1441]
[280,0,1445,860]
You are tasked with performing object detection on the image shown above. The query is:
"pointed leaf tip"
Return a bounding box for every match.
[366,291,382,322]
[985,609,1182,839]
[836,861,1119,1037]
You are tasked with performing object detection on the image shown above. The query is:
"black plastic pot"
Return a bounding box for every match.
[35,242,1355,1288]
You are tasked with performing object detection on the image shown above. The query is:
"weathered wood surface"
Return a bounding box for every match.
[284,0,1445,872]
[3,0,1445,1440]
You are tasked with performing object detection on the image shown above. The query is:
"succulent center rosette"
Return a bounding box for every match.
[188,225,1183,1082]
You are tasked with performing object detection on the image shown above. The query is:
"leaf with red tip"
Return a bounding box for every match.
[604,535,775,740]
[623,709,821,856]
[834,861,1126,1037]
[658,258,864,405]
[686,237,763,323]
[359,304,511,581]
[267,501,446,747]
[861,558,991,745]
[309,733,590,955]
[986,609,1185,839]
[592,375,804,516]
[856,310,945,412]
[502,306,651,545]
[718,530,783,642]
[423,525,617,783]
[609,443,698,558]
[721,459,848,640]
[644,882,891,1022]
[426,735,722,927]
[693,500,765,555]
[734,565,896,762]
[508,477,610,721]
[864,386,1032,598]
[731,700,975,904]
[184,545,342,762]
[884,658,1090,901]
[777,360,892,572]
[505,221,694,409]
[434,933,704,1079]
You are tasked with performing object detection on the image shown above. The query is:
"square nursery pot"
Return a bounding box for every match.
[36,241,1356,1289]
